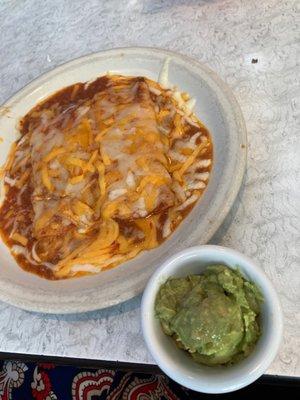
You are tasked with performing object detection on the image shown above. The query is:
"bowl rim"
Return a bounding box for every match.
[141,245,283,394]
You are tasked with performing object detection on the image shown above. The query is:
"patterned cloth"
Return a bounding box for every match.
[0,360,190,400]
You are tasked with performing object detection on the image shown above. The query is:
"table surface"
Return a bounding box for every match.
[0,0,299,377]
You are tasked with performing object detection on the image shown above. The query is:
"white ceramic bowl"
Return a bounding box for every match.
[141,245,283,394]
[0,47,246,313]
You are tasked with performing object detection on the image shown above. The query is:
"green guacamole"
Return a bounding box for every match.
[155,265,263,366]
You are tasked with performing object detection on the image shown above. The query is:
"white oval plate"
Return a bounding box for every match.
[0,47,246,313]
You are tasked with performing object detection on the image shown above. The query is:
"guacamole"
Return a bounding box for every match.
[155,265,263,366]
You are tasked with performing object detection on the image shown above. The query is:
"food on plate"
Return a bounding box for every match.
[0,72,212,279]
[155,265,263,366]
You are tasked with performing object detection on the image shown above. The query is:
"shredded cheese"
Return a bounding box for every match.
[43,146,65,162]
[10,232,28,246]
[136,175,169,193]
[100,145,111,166]
[0,72,212,280]
[41,164,53,191]
[69,174,84,184]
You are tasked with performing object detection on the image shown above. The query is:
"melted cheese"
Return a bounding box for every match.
[0,73,212,279]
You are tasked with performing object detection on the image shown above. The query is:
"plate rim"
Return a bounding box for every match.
[0,46,247,313]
